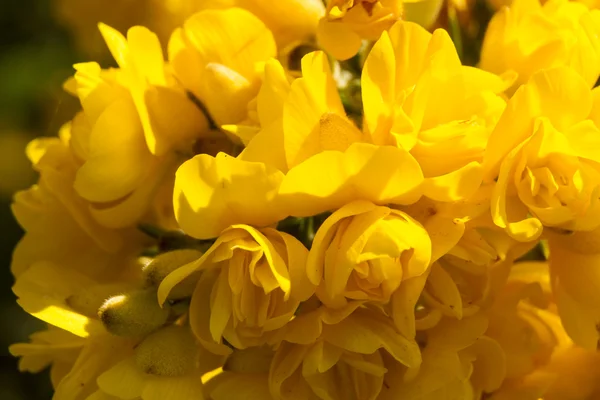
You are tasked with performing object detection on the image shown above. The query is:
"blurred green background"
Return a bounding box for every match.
[1,0,85,398]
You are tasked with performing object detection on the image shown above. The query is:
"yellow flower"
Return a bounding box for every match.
[9,328,85,389]
[158,225,313,354]
[173,153,287,239]
[225,58,292,159]
[202,346,273,399]
[317,0,403,60]
[218,0,325,47]
[12,130,133,277]
[380,313,505,399]
[481,0,600,93]
[483,262,600,399]
[307,200,431,308]
[486,262,571,382]
[270,305,422,399]
[483,67,600,242]
[362,20,511,203]
[168,8,277,127]
[12,132,149,337]
[547,235,600,349]
[66,23,209,228]
[12,329,137,400]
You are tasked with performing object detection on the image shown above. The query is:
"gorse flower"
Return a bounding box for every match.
[10,1,600,399]
[481,0,600,94]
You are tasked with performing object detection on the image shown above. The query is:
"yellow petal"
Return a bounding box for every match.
[464,336,506,393]
[142,375,206,400]
[207,371,270,400]
[553,280,599,350]
[98,23,129,68]
[189,270,233,356]
[322,308,421,368]
[174,153,285,239]
[56,337,134,400]
[283,51,347,168]
[362,30,396,145]
[12,262,104,338]
[73,98,150,203]
[257,59,291,126]
[391,271,430,339]
[97,357,146,399]
[279,142,424,217]
[422,161,483,202]
[172,8,276,94]
[316,18,362,61]
[424,263,463,319]
[143,86,210,155]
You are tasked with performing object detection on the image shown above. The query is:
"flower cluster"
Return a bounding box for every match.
[10,0,600,399]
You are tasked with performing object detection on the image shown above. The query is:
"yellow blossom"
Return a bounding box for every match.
[481,0,600,93]
[547,236,600,349]
[380,313,505,399]
[168,8,276,127]
[270,305,422,399]
[9,328,86,389]
[317,0,403,60]
[484,66,600,242]
[66,22,209,228]
[158,225,313,354]
[362,20,511,203]
[307,200,431,308]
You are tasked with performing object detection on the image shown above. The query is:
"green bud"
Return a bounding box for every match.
[142,249,203,299]
[135,325,199,376]
[98,288,170,337]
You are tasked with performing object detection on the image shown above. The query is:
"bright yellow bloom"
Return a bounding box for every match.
[483,262,600,400]
[12,129,129,276]
[270,305,421,399]
[168,8,277,127]
[547,235,600,349]
[317,0,403,60]
[12,329,137,400]
[11,129,148,337]
[362,21,511,203]
[484,67,600,242]
[67,23,208,228]
[202,347,273,399]
[158,225,313,354]
[224,0,325,47]
[9,328,85,389]
[173,153,287,239]
[481,0,600,93]
[486,262,571,380]
[224,58,292,148]
[381,313,505,399]
[307,200,431,308]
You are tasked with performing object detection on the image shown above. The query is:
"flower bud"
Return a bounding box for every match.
[98,288,170,337]
[142,249,203,299]
[65,283,132,318]
[135,325,198,377]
